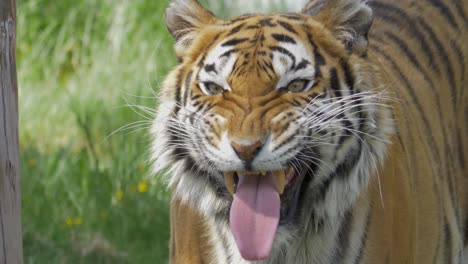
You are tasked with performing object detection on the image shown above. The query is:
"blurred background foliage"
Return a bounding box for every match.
[18,0,302,263]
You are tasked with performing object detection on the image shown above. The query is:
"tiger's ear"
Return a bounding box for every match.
[165,0,218,57]
[304,0,373,56]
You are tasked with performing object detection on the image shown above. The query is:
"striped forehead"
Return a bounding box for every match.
[198,17,317,89]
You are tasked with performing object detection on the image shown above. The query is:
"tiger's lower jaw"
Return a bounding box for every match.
[222,168,308,260]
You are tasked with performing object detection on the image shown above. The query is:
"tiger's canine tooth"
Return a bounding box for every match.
[224,172,235,195]
[276,170,286,194]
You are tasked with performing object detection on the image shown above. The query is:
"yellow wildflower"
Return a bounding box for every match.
[116,189,124,202]
[28,159,37,169]
[138,181,149,193]
[65,217,74,228]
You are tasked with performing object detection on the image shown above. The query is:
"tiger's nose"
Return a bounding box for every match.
[231,141,263,162]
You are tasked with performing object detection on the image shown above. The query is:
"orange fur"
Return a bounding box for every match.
[158,0,468,263]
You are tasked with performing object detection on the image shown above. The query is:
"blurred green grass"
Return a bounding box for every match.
[18,0,296,263]
[19,0,174,263]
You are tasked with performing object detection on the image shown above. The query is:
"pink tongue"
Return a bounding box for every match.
[230,173,280,261]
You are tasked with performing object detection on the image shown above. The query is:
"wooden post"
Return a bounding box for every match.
[0,0,23,263]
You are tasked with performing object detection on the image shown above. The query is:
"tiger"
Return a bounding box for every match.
[150,0,468,263]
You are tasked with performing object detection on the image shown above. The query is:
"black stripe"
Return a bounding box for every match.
[374,33,448,158]
[271,33,297,44]
[221,38,249,47]
[195,34,219,67]
[259,18,277,27]
[378,26,459,220]
[369,1,440,74]
[265,60,275,72]
[192,144,227,199]
[416,18,455,98]
[227,23,245,36]
[204,63,217,74]
[336,143,362,181]
[277,137,306,163]
[168,123,189,161]
[246,25,260,30]
[227,15,253,24]
[173,69,185,115]
[450,39,464,110]
[315,173,332,202]
[189,109,200,125]
[427,0,459,30]
[339,117,354,145]
[308,92,321,100]
[197,54,207,68]
[219,49,236,58]
[466,105,468,129]
[183,155,199,177]
[329,68,341,98]
[339,59,355,91]
[192,100,203,108]
[397,19,461,223]
[354,212,370,264]
[295,59,311,71]
[452,0,467,26]
[277,20,298,34]
[314,142,361,203]
[339,59,361,131]
[270,46,297,66]
[272,137,292,155]
[444,220,453,263]
[280,14,303,20]
[293,148,319,221]
[307,34,325,77]
[272,126,300,153]
[383,31,426,76]
[182,71,193,107]
[456,130,466,172]
[464,212,468,245]
[370,45,448,226]
[291,98,302,107]
[202,103,215,114]
[370,45,439,156]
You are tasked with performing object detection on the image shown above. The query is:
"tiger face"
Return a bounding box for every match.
[153,0,393,261]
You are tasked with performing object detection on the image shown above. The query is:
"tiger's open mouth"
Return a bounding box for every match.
[223,167,307,260]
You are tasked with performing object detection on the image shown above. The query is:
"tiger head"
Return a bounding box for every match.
[152,0,393,260]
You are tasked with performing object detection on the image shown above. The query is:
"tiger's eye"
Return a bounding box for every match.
[286,79,309,93]
[203,82,224,95]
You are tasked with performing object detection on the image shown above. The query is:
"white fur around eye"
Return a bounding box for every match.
[272,41,316,91]
[286,79,315,93]
[199,82,225,95]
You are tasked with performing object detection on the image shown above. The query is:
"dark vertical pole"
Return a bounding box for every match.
[0,0,22,263]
